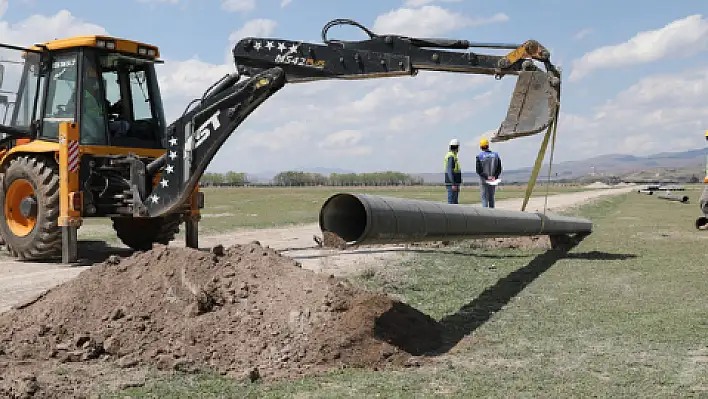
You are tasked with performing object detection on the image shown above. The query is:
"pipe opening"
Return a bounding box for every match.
[320,194,367,242]
[696,216,708,230]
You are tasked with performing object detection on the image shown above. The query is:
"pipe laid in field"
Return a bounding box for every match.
[657,192,689,203]
[318,193,593,246]
[638,189,654,195]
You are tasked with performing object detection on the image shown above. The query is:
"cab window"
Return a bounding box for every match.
[97,53,162,148]
[40,52,78,140]
[80,53,108,145]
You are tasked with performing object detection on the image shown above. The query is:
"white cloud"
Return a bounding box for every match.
[239,120,312,151]
[319,130,363,148]
[0,8,108,97]
[526,67,708,161]
[225,18,277,62]
[373,5,508,36]
[404,0,461,6]
[228,18,277,42]
[280,0,291,7]
[570,14,708,81]
[154,57,234,118]
[573,28,593,40]
[0,9,107,43]
[221,0,256,12]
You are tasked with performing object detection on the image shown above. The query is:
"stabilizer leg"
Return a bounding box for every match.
[185,218,198,249]
[61,226,78,264]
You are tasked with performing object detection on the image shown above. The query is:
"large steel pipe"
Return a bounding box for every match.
[657,192,689,203]
[318,193,593,245]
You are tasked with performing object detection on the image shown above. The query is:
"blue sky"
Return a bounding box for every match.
[2,0,708,175]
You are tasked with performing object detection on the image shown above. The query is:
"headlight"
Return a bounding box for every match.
[96,39,116,49]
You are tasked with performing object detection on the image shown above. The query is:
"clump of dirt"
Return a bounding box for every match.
[0,242,442,397]
[322,231,348,249]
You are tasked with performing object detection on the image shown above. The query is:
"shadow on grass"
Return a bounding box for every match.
[373,234,638,356]
[284,246,530,260]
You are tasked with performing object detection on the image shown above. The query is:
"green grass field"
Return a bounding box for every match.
[79,184,589,241]
[114,188,708,397]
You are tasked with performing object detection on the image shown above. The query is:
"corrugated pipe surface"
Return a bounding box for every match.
[318,193,593,246]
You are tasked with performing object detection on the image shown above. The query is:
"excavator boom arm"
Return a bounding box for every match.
[232,19,561,144]
[232,18,559,82]
[141,19,561,218]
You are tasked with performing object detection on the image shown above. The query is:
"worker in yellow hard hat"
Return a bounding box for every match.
[476,137,502,208]
[444,138,462,204]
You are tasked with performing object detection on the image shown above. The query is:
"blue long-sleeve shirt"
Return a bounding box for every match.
[446,156,456,183]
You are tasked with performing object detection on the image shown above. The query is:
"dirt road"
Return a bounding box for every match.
[0,186,635,313]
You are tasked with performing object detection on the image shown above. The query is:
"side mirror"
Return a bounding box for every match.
[0,64,4,89]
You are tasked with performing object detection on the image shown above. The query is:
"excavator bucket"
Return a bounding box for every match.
[491,69,560,143]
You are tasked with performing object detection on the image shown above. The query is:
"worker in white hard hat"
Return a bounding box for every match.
[444,138,462,204]
[476,138,503,208]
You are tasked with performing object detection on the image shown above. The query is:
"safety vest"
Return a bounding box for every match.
[444,151,461,172]
[444,151,462,184]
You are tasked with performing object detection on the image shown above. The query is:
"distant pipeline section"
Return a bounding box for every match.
[318,193,592,246]
[657,192,689,203]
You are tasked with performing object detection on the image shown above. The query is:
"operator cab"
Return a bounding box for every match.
[1,36,168,150]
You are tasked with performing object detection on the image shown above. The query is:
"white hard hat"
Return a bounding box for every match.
[449,138,460,146]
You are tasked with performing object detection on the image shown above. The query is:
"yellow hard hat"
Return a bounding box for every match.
[705,130,708,139]
[480,138,489,147]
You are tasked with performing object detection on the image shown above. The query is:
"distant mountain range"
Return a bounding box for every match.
[413,148,707,184]
[239,148,707,184]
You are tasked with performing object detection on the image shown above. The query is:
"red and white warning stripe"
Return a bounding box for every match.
[67,140,80,173]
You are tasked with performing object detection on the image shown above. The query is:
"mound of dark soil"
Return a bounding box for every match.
[0,242,442,397]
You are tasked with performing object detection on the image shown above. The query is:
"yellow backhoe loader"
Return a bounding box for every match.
[0,18,561,263]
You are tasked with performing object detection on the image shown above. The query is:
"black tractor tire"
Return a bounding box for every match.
[111,214,182,251]
[0,154,61,260]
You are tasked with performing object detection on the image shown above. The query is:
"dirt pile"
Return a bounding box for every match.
[0,242,442,396]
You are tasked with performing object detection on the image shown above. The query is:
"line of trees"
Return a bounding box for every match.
[198,170,424,187]
[200,172,248,186]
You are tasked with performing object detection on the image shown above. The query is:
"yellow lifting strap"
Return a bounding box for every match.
[520,102,560,214]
